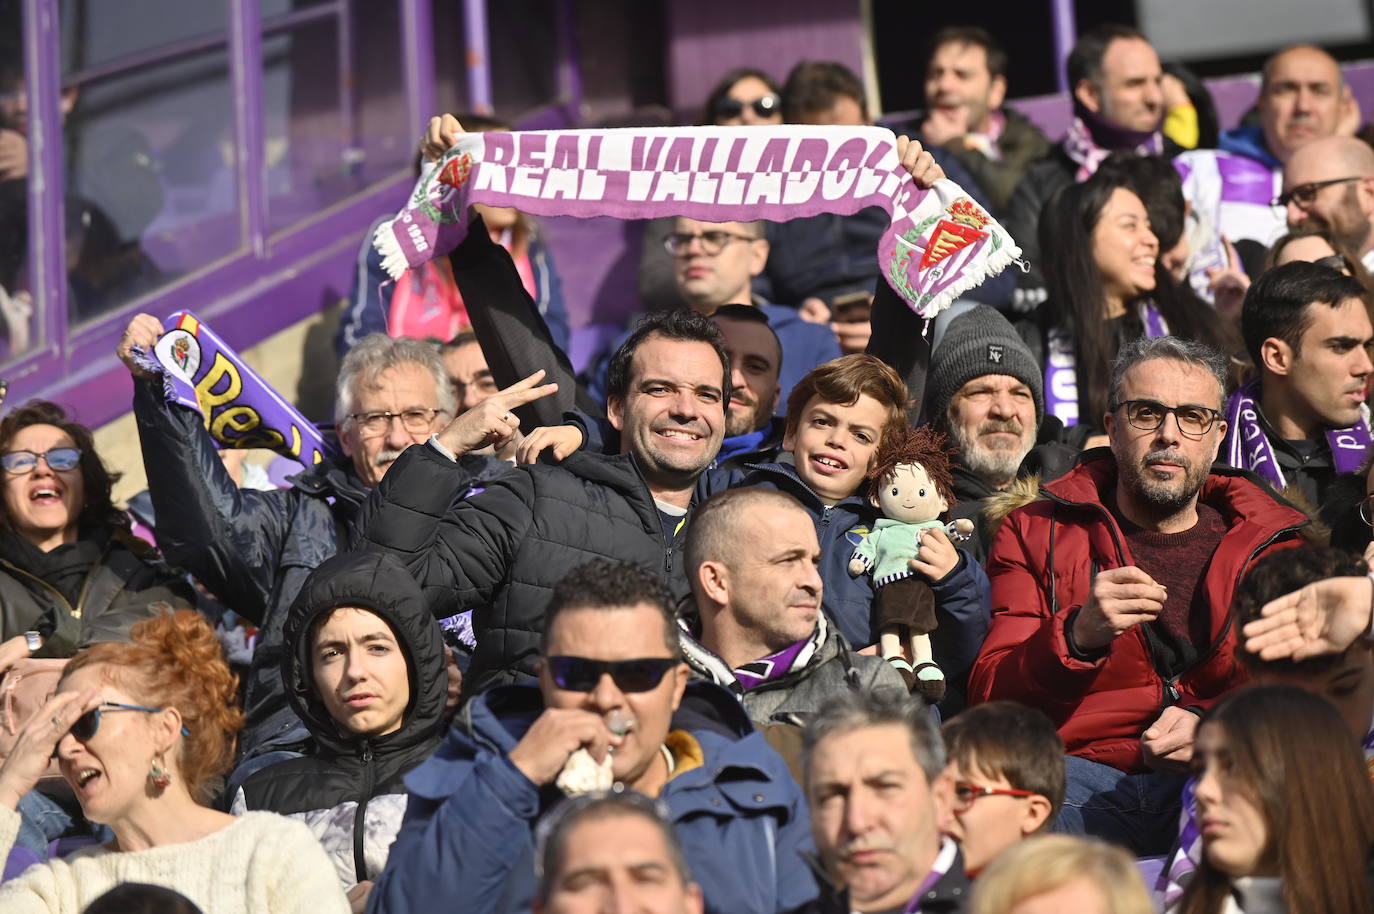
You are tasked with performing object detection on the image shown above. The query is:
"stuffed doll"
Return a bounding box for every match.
[848,427,972,702]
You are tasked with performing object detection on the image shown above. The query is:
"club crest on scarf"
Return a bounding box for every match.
[376,126,1025,323]
[132,312,339,467]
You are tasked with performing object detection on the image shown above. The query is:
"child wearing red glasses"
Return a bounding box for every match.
[938,701,1065,877]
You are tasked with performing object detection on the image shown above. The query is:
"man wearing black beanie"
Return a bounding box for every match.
[926,305,1071,560]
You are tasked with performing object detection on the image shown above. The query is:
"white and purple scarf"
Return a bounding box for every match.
[374,126,1023,322]
[679,613,827,693]
[131,311,339,466]
[1062,112,1164,182]
[1222,378,1371,489]
[1044,304,1168,427]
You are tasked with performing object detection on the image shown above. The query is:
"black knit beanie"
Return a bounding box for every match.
[926,305,1044,425]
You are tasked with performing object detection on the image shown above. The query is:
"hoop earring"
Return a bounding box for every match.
[148,758,171,790]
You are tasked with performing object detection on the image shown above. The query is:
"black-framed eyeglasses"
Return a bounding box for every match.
[345,407,446,436]
[546,656,678,693]
[1272,176,1362,209]
[663,230,757,257]
[712,94,780,122]
[1113,399,1222,438]
[950,781,1037,812]
[1,447,82,475]
[70,702,191,742]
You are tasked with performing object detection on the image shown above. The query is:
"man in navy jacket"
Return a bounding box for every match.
[367,559,818,914]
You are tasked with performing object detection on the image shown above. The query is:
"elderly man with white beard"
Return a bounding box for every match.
[925,305,1073,561]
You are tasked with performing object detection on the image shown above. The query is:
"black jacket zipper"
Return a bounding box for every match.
[353,742,374,883]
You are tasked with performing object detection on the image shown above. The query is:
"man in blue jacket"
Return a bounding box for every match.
[586,216,842,418]
[367,558,818,914]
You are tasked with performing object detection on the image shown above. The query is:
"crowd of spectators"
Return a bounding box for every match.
[1,18,1374,914]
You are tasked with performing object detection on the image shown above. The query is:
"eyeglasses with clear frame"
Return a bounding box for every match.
[345,408,447,437]
[1112,399,1222,439]
[949,781,1038,813]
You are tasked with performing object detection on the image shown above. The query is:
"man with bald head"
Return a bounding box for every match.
[1178,45,1357,267]
[1282,136,1374,272]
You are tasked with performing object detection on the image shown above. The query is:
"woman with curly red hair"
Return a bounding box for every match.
[0,610,347,912]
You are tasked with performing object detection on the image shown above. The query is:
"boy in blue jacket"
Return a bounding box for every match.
[528,354,991,711]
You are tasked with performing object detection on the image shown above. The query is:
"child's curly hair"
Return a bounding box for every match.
[63,609,245,805]
[865,426,957,508]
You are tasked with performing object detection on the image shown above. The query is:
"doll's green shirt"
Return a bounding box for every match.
[851,518,945,586]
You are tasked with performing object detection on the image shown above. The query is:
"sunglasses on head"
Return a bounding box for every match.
[68,702,191,742]
[712,94,780,121]
[546,656,677,693]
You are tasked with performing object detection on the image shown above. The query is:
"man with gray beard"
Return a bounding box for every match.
[969,336,1312,856]
[925,305,1071,561]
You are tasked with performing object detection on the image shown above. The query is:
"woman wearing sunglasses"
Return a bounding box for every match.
[0,399,195,675]
[0,610,348,912]
[1172,686,1374,914]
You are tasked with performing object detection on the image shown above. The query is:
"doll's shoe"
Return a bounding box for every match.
[886,657,917,691]
[912,662,946,704]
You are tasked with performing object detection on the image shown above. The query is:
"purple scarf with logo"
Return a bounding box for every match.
[131,311,339,466]
[1222,377,1371,488]
[1062,108,1164,182]
[375,126,1023,321]
[1044,305,1168,426]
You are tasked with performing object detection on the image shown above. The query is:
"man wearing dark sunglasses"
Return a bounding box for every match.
[1281,136,1374,273]
[368,559,818,914]
[971,335,1310,857]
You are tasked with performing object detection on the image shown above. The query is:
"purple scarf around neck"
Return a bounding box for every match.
[1044,304,1168,427]
[733,637,813,691]
[1222,377,1371,488]
[1063,105,1164,181]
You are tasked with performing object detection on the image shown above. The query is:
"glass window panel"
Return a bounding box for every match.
[263,4,411,236]
[261,0,331,20]
[62,0,229,70]
[0,8,38,362]
[62,45,242,325]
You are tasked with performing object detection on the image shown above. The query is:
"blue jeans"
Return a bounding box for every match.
[1053,755,1186,857]
[15,791,72,857]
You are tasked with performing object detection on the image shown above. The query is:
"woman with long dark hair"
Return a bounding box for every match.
[1035,166,1238,441]
[0,399,194,671]
[1175,685,1374,914]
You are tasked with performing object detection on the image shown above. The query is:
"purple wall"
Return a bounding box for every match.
[664,0,867,124]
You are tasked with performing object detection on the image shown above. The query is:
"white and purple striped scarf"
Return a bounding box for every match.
[1062,115,1164,183]
[375,126,1024,322]
[1044,305,1168,427]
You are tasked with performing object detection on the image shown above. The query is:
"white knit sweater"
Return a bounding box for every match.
[0,805,350,913]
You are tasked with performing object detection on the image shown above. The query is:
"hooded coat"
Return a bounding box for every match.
[366,680,818,914]
[969,452,1310,771]
[232,551,448,888]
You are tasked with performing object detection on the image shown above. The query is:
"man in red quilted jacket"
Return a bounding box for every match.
[970,335,1309,855]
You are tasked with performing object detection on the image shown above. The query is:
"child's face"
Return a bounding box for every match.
[784,393,887,504]
[875,463,947,523]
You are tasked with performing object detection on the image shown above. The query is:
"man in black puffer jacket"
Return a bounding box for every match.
[121,323,477,761]
[232,551,447,908]
[360,309,729,696]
